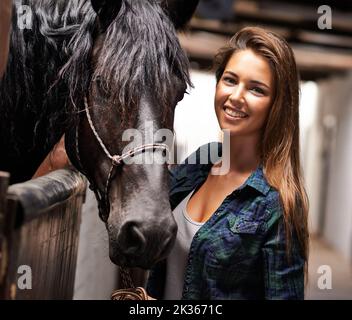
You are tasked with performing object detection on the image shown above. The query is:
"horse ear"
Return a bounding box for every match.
[91,0,123,31]
[163,0,199,30]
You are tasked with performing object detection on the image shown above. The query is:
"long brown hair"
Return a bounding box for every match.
[214,27,309,277]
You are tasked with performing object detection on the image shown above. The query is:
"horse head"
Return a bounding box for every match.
[64,0,199,269]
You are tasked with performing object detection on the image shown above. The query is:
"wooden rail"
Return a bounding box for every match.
[0,169,86,299]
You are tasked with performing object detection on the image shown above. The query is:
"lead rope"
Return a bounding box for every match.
[111,267,149,301]
[119,266,135,288]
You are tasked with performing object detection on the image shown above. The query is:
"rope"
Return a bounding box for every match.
[111,267,149,300]
[84,97,115,160]
[119,266,135,289]
[111,287,148,300]
[84,97,170,164]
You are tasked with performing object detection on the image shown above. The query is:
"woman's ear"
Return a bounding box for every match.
[163,0,199,30]
[91,0,122,32]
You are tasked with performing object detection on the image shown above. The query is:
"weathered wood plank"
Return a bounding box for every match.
[1,169,87,299]
[7,168,86,225]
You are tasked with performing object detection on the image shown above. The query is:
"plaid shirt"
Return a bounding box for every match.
[147,142,305,300]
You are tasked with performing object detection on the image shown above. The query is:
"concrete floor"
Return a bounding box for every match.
[306,235,352,300]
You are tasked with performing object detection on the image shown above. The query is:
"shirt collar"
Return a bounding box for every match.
[201,142,271,196]
[237,165,271,196]
[176,142,272,196]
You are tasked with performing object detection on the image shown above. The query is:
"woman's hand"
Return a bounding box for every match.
[32,135,72,179]
[0,0,12,77]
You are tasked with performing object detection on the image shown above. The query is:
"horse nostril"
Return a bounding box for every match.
[130,225,146,252]
[119,222,146,255]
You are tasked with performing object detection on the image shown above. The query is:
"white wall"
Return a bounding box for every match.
[299,82,321,235]
[318,72,352,261]
[174,70,220,161]
[73,188,118,300]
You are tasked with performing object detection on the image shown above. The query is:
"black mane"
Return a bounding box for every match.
[0,0,191,183]
[60,0,192,126]
[0,0,94,182]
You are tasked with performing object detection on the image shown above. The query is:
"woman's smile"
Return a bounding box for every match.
[223,105,249,120]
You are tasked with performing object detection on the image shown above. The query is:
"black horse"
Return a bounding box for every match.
[0,0,199,269]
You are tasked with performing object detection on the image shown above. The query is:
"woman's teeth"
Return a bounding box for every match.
[224,107,248,118]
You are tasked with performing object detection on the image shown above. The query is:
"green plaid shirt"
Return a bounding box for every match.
[147,142,305,300]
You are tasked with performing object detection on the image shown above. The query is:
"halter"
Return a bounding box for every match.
[75,97,170,223]
[71,97,170,294]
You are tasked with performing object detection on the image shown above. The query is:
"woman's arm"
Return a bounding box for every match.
[32,135,71,179]
[0,0,12,78]
[262,213,305,300]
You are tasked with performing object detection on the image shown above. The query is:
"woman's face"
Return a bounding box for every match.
[215,49,274,138]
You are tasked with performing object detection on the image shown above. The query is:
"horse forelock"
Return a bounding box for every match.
[62,0,192,127]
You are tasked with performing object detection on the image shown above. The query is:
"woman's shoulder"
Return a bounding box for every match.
[261,186,286,231]
[236,172,283,228]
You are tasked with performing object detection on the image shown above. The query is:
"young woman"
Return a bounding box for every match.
[147,26,309,300]
[0,0,12,78]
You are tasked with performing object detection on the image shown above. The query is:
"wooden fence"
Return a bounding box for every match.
[0,169,86,299]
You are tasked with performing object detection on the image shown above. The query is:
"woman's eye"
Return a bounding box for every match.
[251,87,265,95]
[223,77,236,84]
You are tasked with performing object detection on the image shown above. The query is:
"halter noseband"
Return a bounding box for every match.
[75,97,170,222]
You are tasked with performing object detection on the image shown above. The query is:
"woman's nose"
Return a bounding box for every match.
[229,84,245,105]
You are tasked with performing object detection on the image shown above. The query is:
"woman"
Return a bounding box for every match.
[147,26,309,300]
[0,0,12,78]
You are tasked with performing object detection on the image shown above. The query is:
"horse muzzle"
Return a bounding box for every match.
[108,216,177,269]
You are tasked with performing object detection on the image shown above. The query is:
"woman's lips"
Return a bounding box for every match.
[223,106,249,119]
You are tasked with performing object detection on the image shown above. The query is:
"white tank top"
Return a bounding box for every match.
[163,189,204,300]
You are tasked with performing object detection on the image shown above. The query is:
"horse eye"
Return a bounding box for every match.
[95,76,102,85]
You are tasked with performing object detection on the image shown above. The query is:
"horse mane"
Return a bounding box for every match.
[0,0,94,157]
[0,0,191,181]
[60,0,192,127]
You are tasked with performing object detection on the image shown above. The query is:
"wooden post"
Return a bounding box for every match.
[0,171,10,295]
